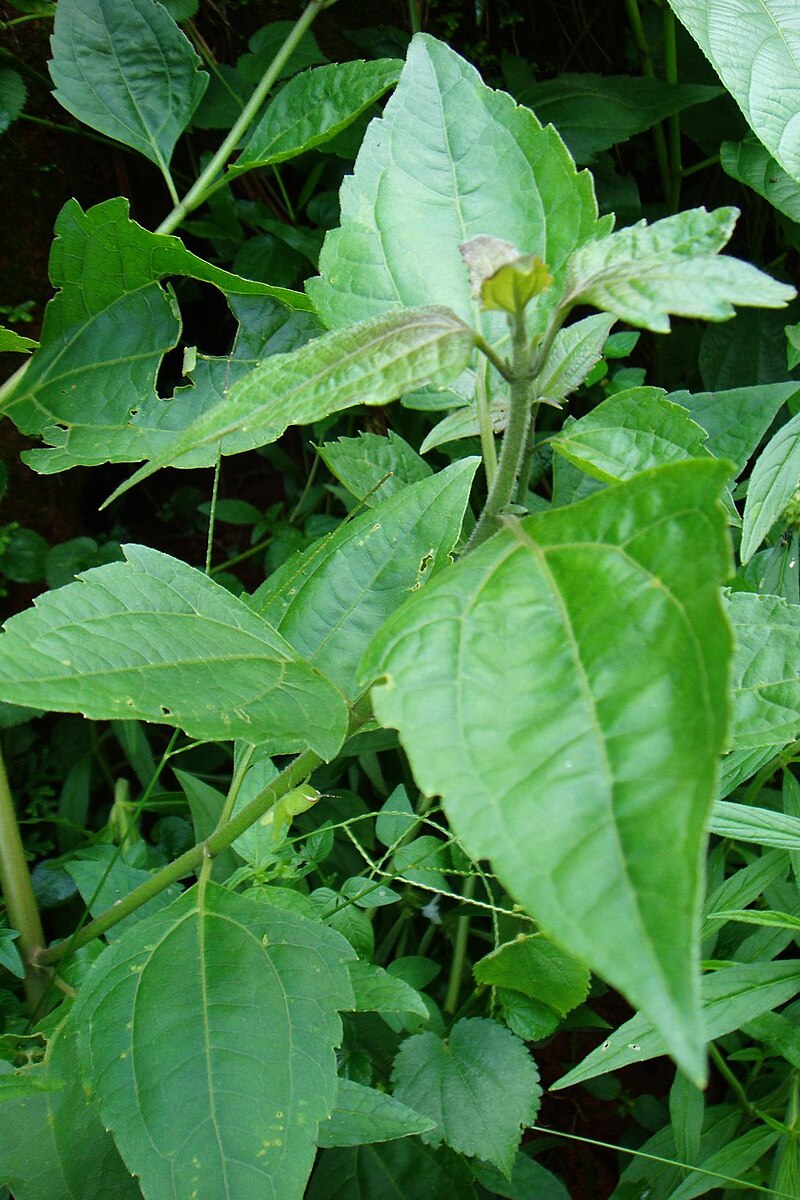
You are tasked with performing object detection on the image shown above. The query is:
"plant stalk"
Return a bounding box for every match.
[0,749,48,1011]
[474,353,498,488]
[444,875,476,1013]
[156,0,332,236]
[624,0,672,204]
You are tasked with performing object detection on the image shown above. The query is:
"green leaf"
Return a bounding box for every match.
[534,313,617,403]
[348,960,429,1018]
[707,907,800,932]
[307,34,603,338]
[701,307,798,391]
[0,1073,63,1100]
[391,836,450,891]
[109,306,475,503]
[239,22,328,84]
[0,928,23,979]
[473,934,590,1016]
[174,769,239,882]
[741,410,800,561]
[318,1079,435,1148]
[362,460,732,1083]
[519,72,720,162]
[0,198,315,474]
[722,134,800,223]
[234,59,401,172]
[391,1018,541,1176]
[64,845,182,940]
[471,1154,571,1200]
[73,882,355,1200]
[375,786,419,847]
[667,382,798,475]
[319,431,432,506]
[668,1126,779,1200]
[307,1141,478,1200]
[565,207,795,333]
[665,1,800,183]
[0,325,38,354]
[710,800,800,850]
[247,459,478,696]
[0,1020,140,1200]
[552,387,710,483]
[310,887,375,959]
[496,989,562,1041]
[725,591,800,748]
[552,961,800,1089]
[49,0,207,172]
[0,545,349,758]
[0,68,25,134]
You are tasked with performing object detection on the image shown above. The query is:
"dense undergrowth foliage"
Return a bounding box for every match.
[1,1,800,1197]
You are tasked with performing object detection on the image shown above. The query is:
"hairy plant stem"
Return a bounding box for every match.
[0,748,47,1011]
[156,0,334,236]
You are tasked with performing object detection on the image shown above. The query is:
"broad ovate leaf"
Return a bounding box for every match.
[0,198,316,474]
[233,59,402,172]
[307,34,604,337]
[725,591,800,749]
[49,0,207,173]
[391,1018,541,1176]
[741,409,800,561]
[248,459,478,695]
[665,1,800,183]
[0,1021,139,1200]
[565,207,795,332]
[307,1141,478,1200]
[73,883,355,1200]
[473,934,590,1017]
[0,545,349,758]
[108,306,475,502]
[362,459,733,1083]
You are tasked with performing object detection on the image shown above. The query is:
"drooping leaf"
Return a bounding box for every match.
[307,34,604,339]
[552,387,710,483]
[564,207,795,332]
[553,960,800,1089]
[391,1018,541,1176]
[519,72,720,162]
[741,410,800,561]
[710,800,800,850]
[0,68,26,134]
[319,431,432,506]
[667,382,798,474]
[348,960,429,1018]
[109,306,475,502]
[725,591,800,748]
[248,459,477,695]
[665,1,800,183]
[317,1079,435,1148]
[361,460,733,1083]
[473,934,590,1016]
[0,1021,140,1200]
[307,1141,478,1200]
[0,545,349,758]
[722,134,800,222]
[0,198,316,474]
[49,0,208,172]
[0,325,38,354]
[73,882,355,1200]
[233,59,402,172]
[64,844,182,940]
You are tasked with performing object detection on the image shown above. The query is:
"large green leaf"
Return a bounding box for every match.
[0,198,315,474]
[564,206,795,332]
[49,0,207,173]
[665,1,800,183]
[307,1141,478,1200]
[666,382,797,474]
[391,1018,540,1176]
[317,1080,435,1148]
[73,882,355,1200]
[721,134,800,222]
[361,460,732,1083]
[0,545,349,757]
[248,460,478,695]
[472,934,590,1016]
[233,59,402,173]
[109,306,475,502]
[551,387,710,482]
[518,72,721,162]
[307,34,604,337]
[553,961,800,1089]
[725,591,800,749]
[741,410,800,561]
[0,1021,140,1200]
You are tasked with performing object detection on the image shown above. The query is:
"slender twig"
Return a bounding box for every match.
[0,749,47,1011]
[624,0,671,204]
[444,875,476,1013]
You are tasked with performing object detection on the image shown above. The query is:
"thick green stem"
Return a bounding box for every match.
[156,0,332,236]
[0,749,47,1011]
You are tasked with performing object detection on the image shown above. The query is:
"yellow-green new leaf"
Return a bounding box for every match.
[362,460,733,1083]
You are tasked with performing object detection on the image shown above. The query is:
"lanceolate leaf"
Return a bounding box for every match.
[725,591,800,749]
[0,1021,140,1200]
[108,306,475,502]
[49,0,207,173]
[248,460,478,695]
[362,460,733,1083]
[391,1018,541,1176]
[0,545,349,758]
[0,198,315,474]
[721,135,800,223]
[710,800,800,850]
[317,1079,435,1148]
[665,1,800,183]
[534,313,617,403]
[565,207,795,332]
[307,34,604,338]
[741,410,800,561]
[73,883,355,1200]
[233,59,402,172]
